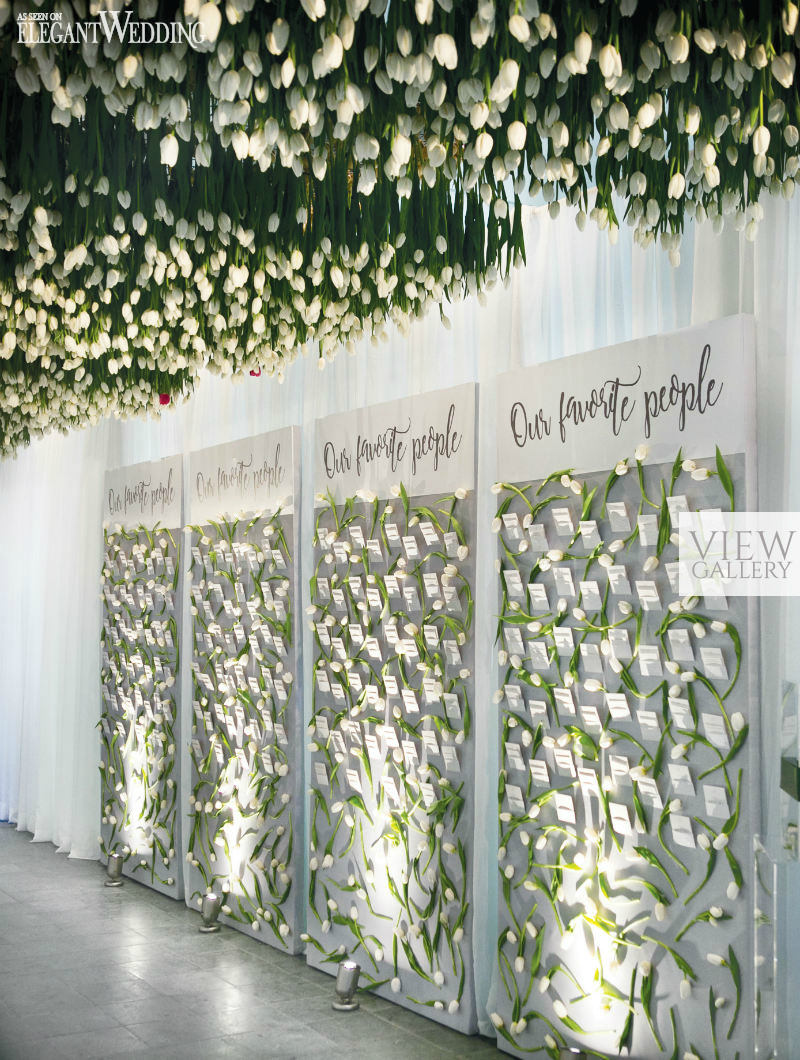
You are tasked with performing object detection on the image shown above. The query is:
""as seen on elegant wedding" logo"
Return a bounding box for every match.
[17,9,206,47]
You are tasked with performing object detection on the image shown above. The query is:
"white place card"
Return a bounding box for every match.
[579,704,603,730]
[664,561,681,593]
[552,508,575,536]
[423,572,441,598]
[553,747,576,777]
[504,684,523,709]
[636,776,663,809]
[552,567,576,598]
[667,494,689,519]
[403,586,421,612]
[577,767,601,797]
[401,689,419,714]
[703,784,730,820]
[668,762,695,796]
[580,581,602,610]
[423,624,440,648]
[506,784,526,813]
[506,742,526,772]
[607,565,631,595]
[554,687,576,715]
[638,644,663,677]
[422,729,440,756]
[528,640,551,669]
[554,627,574,655]
[402,535,419,559]
[606,502,631,532]
[637,710,662,741]
[580,642,603,673]
[419,521,440,546]
[504,627,525,655]
[610,802,633,835]
[443,531,459,557]
[555,792,576,824]
[527,523,549,551]
[670,814,695,848]
[608,628,632,661]
[606,692,631,720]
[669,698,692,730]
[442,745,461,773]
[579,520,601,548]
[346,767,363,793]
[700,646,728,680]
[609,754,630,784]
[528,699,548,722]
[442,693,461,721]
[638,514,658,547]
[635,581,661,610]
[503,568,524,597]
[530,759,550,785]
[701,713,730,750]
[668,628,694,663]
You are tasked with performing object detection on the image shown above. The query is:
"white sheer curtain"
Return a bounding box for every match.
[0,420,111,857]
[1,196,799,1028]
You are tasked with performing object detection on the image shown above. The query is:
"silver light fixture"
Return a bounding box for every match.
[104,852,124,888]
[199,892,223,933]
[332,959,361,1012]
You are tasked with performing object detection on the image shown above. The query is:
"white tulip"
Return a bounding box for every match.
[197,2,222,44]
[598,43,619,79]
[753,125,771,156]
[300,0,325,19]
[772,53,796,89]
[694,28,717,54]
[507,121,527,151]
[665,33,690,63]
[508,14,530,43]
[160,133,179,167]
[475,131,494,159]
[433,34,458,69]
[668,172,686,199]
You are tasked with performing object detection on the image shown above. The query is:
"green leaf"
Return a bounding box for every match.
[634,844,678,897]
[727,945,741,1039]
[710,987,721,1060]
[656,480,671,557]
[716,446,735,511]
[641,968,662,1050]
[669,449,684,495]
[617,966,637,1053]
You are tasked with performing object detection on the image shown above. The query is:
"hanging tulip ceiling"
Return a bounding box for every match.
[0,0,798,456]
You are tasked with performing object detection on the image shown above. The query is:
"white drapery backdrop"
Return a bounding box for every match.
[1,197,799,1032]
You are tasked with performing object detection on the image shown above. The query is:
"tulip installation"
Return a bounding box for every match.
[492,450,751,1057]
[3,2,800,456]
[99,522,183,897]
[186,510,301,950]
[304,485,477,1028]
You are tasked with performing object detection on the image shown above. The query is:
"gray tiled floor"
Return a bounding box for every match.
[0,825,502,1059]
